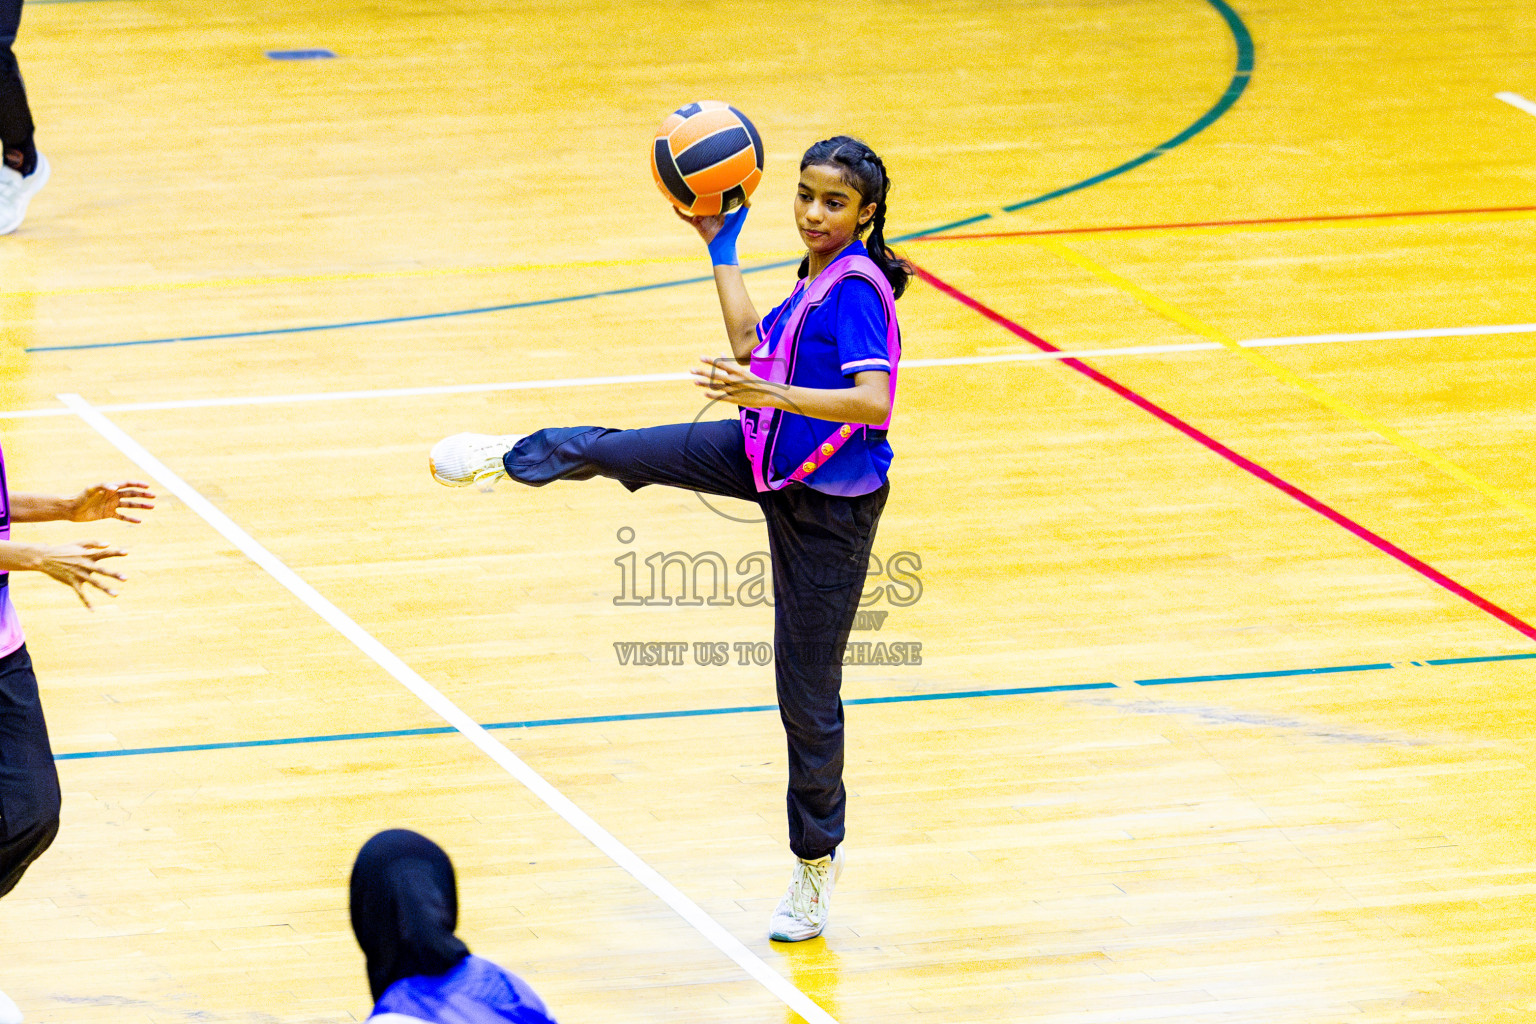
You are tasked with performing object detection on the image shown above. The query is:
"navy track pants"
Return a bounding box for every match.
[0,0,36,172]
[505,418,888,860]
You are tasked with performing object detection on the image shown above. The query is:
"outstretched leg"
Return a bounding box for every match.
[433,419,760,502]
[505,419,759,501]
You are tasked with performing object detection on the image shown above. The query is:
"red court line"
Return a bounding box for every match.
[911,264,1536,644]
[910,205,1536,242]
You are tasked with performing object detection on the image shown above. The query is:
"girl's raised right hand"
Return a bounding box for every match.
[677,205,750,267]
[35,541,127,609]
[674,206,726,243]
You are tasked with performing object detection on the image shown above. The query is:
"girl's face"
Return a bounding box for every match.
[795,163,878,259]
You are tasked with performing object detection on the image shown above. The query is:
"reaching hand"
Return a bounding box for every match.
[69,482,157,524]
[36,542,128,609]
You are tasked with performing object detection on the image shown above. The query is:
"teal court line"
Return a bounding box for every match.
[56,650,1530,762]
[1424,651,1536,667]
[1136,662,1394,685]
[55,682,1115,761]
[26,0,1254,353]
[1000,0,1253,214]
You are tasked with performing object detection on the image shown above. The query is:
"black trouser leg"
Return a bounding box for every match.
[764,482,888,861]
[0,0,37,175]
[503,417,888,859]
[504,419,759,500]
[0,644,61,897]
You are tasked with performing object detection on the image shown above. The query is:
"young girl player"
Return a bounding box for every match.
[0,445,153,1021]
[430,136,909,942]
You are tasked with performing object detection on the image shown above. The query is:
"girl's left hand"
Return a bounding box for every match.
[692,356,783,409]
[69,482,157,524]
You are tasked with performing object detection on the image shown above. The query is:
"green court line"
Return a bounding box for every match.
[1136,662,1394,686]
[999,0,1253,214]
[1424,651,1536,666]
[27,0,1254,353]
[55,681,1113,761]
[55,644,1531,763]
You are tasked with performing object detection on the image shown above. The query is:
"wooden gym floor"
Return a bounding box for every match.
[1,0,1534,1021]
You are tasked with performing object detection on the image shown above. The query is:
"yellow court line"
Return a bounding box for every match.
[1034,236,1536,523]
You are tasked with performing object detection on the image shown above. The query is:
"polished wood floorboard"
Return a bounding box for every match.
[1,0,1534,1021]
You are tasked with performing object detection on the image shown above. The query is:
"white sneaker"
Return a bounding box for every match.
[0,984,22,1024]
[0,151,50,236]
[429,432,524,487]
[769,848,843,942]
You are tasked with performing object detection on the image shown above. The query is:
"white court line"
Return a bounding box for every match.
[58,392,839,1024]
[0,372,695,418]
[5,322,1533,420]
[1496,92,1536,117]
[1242,323,1536,345]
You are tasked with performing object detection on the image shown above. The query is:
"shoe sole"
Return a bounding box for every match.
[429,433,521,488]
[428,455,474,487]
[429,459,507,488]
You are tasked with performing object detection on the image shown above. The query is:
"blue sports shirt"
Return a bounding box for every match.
[753,239,896,496]
[368,955,557,1024]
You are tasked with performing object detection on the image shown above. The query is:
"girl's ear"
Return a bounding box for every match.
[858,202,878,228]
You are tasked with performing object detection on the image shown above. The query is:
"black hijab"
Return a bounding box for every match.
[350,829,472,1000]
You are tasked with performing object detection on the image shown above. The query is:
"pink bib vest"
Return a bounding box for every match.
[0,446,23,657]
[740,253,899,492]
